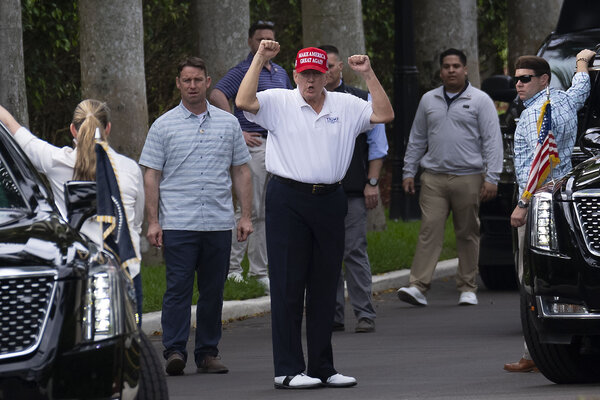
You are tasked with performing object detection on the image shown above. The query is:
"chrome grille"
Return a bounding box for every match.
[0,268,57,359]
[573,191,600,257]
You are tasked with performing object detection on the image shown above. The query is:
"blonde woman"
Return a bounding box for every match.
[0,100,145,322]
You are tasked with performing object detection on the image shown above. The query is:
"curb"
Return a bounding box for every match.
[141,258,459,335]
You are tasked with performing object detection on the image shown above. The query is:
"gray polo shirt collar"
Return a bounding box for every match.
[178,101,210,123]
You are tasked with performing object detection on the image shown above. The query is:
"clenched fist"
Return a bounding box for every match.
[257,40,280,60]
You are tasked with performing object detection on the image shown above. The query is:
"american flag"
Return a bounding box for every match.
[522,99,560,200]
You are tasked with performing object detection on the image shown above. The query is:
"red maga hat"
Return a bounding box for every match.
[294,47,328,73]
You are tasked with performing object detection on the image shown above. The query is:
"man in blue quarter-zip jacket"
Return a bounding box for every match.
[398,48,502,308]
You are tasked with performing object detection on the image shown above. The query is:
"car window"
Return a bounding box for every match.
[0,158,27,210]
[540,30,600,90]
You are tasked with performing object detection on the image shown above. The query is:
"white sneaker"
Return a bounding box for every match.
[458,291,478,305]
[397,286,427,306]
[257,276,270,293]
[227,271,244,283]
[274,373,322,389]
[325,373,357,388]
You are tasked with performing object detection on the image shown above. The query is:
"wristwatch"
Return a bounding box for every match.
[517,199,529,209]
[367,178,379,187]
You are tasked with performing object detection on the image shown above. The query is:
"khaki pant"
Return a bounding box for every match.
[516,225,530,360]
[517,224,525,284]
[229,139,269,278]
[409,171,483,293]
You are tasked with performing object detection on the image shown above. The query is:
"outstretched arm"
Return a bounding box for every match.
[348,55,394,124]
[0,105,23,135]
[236,40,280,114]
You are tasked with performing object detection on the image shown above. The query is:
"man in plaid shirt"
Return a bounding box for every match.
[505,48,595,373]
[512,51,594,223]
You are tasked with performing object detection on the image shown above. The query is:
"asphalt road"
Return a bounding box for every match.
[148,276,600,400]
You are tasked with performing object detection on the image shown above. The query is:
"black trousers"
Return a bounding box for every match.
[266,178,347,380]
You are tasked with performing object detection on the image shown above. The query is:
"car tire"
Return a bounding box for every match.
[521,292,600,383]
[479,264,518,290]
[138,331,169,399]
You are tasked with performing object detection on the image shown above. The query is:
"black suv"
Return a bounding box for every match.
[521,64,600,383]
[479,2,600,290]
[0,122,167,399]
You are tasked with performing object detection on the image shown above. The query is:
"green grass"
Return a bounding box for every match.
[368,217,457,275]
[140,259,265,313]
[140,215,457,313]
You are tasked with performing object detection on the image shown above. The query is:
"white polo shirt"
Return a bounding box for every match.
[244,88,373,184]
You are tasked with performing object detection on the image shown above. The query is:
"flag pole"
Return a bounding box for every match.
[546,86,557,187]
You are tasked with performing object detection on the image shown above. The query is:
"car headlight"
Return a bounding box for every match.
[83,258,123,341]
[530,192,558,252]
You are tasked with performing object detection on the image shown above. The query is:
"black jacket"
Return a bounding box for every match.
[334,82,369,197]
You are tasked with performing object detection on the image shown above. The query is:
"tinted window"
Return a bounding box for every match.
[539,30,600,90]
[0,159,26,209]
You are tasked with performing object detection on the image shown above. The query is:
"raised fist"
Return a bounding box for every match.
[348,55,371,73]
[258,40,280,60]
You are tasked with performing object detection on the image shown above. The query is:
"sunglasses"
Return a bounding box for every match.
[255,20,275,27]
[514,74,539,83]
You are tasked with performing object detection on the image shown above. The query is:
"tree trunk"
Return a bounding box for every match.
[413,0,480,92]
[507,0,563,75]
[193,0,249,87]
[79,0,148,161]
[301,0,366,89]
[0,0,28,126]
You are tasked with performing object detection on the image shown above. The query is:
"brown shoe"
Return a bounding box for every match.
[165,352,185,376]
[197,355,229,374]
[503,358,538,372]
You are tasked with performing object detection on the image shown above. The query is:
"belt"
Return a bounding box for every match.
[273,175,341,195]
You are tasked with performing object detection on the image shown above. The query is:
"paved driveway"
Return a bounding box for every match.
[149,276,600,399]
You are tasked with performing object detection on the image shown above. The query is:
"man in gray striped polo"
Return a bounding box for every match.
[140,56,253,376]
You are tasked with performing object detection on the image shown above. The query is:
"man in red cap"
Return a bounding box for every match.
[237,40,393,389]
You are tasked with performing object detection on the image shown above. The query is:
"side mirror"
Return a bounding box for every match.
[580,127,600,158]
[64,181,97,231]
[481,75,517,103]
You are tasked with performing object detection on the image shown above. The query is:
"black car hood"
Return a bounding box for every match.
[0,210,93,272]
[562,155,600,196]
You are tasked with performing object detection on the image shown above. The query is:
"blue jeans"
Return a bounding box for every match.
[161,230,231,366]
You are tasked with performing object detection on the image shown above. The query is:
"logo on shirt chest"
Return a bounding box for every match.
[326,116,340,124]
